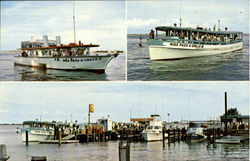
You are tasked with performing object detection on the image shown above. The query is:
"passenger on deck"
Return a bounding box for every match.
[68,48,72,56]
[191,33,196,40]
[77,48,83,55]
[170,30,174,36]
[179,31,185,39]
[21,51,28,57]
[149,30,155,39]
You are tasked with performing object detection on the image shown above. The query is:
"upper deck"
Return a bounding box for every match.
[150,26,243,46]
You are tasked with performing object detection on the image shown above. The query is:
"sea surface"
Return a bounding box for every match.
[127,35,249,80]
[0,53,126,81]
[0,125,249,161]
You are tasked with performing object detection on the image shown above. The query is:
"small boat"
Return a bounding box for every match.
[215,136,248,144]
[141,114,163,141]
[14,40,119,73]
[21,121,55,142]
[148,25,243,60]
[186,122,207,142]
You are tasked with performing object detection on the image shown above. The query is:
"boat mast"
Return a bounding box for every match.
[179,0,182,27]
[73,3,76,44]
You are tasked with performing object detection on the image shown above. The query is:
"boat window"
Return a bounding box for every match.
[154,126,161,129]
[156,30,166,39]
[148,126,153,129]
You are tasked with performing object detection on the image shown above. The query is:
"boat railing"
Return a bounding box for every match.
[154,36,242,45]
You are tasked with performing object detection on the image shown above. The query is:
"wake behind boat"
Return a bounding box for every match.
[148,24,243,60]
[14,37,119,73]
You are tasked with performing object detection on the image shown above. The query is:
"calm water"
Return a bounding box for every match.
[0,125,249,161]
[0,53,126,81]
[127,35,249,80]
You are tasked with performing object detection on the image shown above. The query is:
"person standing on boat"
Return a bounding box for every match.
[149,29,154,39]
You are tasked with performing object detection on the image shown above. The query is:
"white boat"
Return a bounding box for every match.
[141,115,163,141]
[21,121,55,142]
[14,41,119,73]
[186,122,207,142]
[215,136,248,144]
[14,4,120,73]
[148,26,243,60]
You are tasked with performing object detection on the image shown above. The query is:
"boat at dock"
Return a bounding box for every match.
[21,121,55,142]
[186,122,207,142]
[141,115,163,141]
[14,39,119,73]
[148,25,243,60]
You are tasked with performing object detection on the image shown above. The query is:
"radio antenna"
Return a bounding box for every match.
[73,3,76,44]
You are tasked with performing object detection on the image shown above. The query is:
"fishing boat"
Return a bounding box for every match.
[14,4,119,73]
[141,114,163,141]
[148,25,243,60]
[14,40,119,73]
[186,122,207,142]
[21,121,55,142]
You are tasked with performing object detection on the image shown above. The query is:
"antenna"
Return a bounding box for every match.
[73,3,76,44]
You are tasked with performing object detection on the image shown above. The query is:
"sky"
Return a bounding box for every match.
[1,1,126,51]
[0,82,249,124]
[127,0,249,34]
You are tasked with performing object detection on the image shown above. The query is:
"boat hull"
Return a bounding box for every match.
[21,130,54,142]
[141,132,162,141]
[14,55,116,72]
[187,134,206,142]
[148,41,243,60]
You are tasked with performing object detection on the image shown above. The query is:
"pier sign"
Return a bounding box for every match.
[89,104,94,113]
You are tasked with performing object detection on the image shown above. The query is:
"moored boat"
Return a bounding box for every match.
[148,25,243,60]
[21,121,55,142]
[141,114,163,141]
[186,122,207,142]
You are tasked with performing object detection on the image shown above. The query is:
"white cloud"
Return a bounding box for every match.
[1,1,126,50]
[127,18,159,28]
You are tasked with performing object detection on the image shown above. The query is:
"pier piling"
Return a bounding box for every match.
[58,130,62,145]
[26,130,29,146]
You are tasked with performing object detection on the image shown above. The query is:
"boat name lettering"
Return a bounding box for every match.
[170,43,204,48]
[56,57,102,62]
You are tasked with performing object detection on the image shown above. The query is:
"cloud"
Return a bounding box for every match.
[0,108,7,113]
[1,1,126,50]
[127,18,159,28]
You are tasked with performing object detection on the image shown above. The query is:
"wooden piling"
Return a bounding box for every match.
[58,130,62,145]
[26,130,29,146]
[177,128,180,141]
[162,128,165,148]
[173,129,176,141]
[31,156,47,161]
[86,128,89,144]
[93,128,96,142]
[167,129,170,141]
[98,128,101,142]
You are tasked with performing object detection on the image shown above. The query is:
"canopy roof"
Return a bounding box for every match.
[23,121,56,125]
[21,43,99,50]
[155,26,243,35]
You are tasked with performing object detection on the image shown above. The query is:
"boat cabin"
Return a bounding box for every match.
[20,42,99,57]
[23,121,56,129]
[153,26,243,45]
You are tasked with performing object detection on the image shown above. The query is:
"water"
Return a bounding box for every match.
[127,35,249,80]
[0,125,248,161]
[0,53,126,81]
